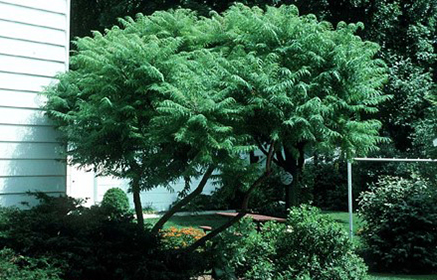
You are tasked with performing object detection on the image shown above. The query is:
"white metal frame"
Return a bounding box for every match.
[347,157,437,239]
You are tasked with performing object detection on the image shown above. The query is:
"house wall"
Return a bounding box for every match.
[0,0,70,207]
[69,150,266,212]
[68,169,219,212]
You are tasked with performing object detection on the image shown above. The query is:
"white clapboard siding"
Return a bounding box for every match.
[0,21,66,46]
[0,125,60,142]
[0,0,67,14]
[0,143,64,159]
[0,55,65,77]
[0,107,51,126]
[0,2,66,30]
[0,89,47,109]
[0,37,65,62]
[0,177,65,194]
[0,192,64,207]
[0,159,66,177]
[0,0,69,207]
[0,73,56,92]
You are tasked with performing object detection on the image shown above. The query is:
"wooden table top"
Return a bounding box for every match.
[216,212,286,222]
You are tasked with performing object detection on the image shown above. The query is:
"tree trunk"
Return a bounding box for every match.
[283,143,305,209]
[282,146,297,209]
[151,165,215,234]
[132,177,144,229]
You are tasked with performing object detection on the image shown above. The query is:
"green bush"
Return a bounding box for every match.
[0,248,61,280]
[211,205,368,280]
[101,187,130,215]
[210,218,279,279]
[0,193,203,280]
[274,205,368,280]
[358,176,437,273]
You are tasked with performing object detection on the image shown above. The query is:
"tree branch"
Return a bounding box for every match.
[151,165,215,234]
[255,139,280,166]
[185,142,275,253]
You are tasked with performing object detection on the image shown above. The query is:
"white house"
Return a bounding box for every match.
[0,0,70,207]
[0,0,216,211]
[68,170,218,211]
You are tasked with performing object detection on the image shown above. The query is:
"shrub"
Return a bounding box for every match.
[0,193,204,280]
[274,205,368,280]
[209,218,278,279]
[358,176,437,273]
[0,248,61,280]
[160,227,205,250]
[101,187,130,215]
[210,205,368,280]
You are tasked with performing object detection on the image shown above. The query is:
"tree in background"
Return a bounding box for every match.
[289,0,437,153]
[70,0,278,40]
[288,0,437,198]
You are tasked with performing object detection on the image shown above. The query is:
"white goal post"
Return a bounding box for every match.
[347,157,437,240]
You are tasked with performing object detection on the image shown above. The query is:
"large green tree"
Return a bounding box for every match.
[70,0,436,207]
[71,1,436,154]
[47,4,387,238]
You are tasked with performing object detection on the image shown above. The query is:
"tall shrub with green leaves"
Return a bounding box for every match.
[358,176,437,273]
[210,206,368,280]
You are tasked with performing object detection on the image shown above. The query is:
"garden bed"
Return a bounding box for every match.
[146,212,437,280]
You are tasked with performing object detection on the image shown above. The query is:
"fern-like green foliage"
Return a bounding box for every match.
[45,4,387,193]
[202,4,389,160]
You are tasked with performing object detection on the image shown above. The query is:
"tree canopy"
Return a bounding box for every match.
[71,0,436,155]
[46,4,387,234]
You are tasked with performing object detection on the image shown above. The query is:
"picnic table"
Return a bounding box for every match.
[216,212,286,222]
[199,212,286,232]
[216,212,286,230]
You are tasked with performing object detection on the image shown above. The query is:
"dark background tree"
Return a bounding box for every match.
[70,0,277,40]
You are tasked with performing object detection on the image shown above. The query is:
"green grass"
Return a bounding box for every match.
[145,212,437,280]
[322,210,364,245]
[145,214,228,230]
[323,211,362,233]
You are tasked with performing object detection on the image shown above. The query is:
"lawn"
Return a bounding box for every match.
[145,214,228,230]
[145,212,437,280]
[323,211,363,235]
